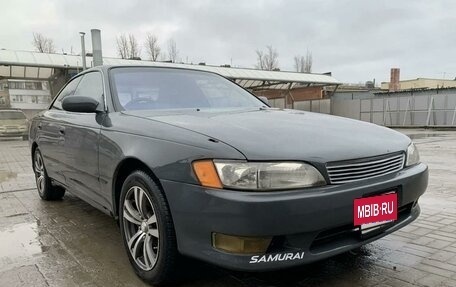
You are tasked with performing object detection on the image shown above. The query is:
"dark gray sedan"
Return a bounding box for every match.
[29,65,428,285]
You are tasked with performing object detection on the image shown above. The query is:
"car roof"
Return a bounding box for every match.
[80,65,221,76]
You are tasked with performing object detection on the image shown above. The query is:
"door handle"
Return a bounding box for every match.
[59,127,65,135]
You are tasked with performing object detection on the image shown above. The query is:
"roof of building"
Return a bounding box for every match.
[0,49,340,89]
[381,77,456,84]
[375,86,456,95]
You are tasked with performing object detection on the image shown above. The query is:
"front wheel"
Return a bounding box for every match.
[119,170,178,285]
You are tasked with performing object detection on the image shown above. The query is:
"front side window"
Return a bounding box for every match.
[110,67,264,111]
[73,72,103,104]
[52,76,82,110]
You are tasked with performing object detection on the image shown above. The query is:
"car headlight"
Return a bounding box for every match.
[192,160,326,190]
[405,142,420,167]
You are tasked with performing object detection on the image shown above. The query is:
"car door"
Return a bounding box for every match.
[38,76,82,184]
[60,71,107,208]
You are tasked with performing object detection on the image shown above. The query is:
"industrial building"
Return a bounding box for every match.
[381,68,456,91]
[381,78,456,91]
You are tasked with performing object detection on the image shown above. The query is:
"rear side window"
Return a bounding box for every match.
[52,76,82,110]
[0,111,26,120]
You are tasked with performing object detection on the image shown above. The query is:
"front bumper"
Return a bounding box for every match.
[161,163,428,271]
[0,130,27,137]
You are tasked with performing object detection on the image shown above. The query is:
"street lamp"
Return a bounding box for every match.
[79,32,87,70]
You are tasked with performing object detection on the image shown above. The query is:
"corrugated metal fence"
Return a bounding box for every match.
[270,94,456,127]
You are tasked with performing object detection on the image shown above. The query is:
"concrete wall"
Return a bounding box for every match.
[332,99,361,120]
[269,91,456,127]
[332,90,375,100]
[254,86,324,102]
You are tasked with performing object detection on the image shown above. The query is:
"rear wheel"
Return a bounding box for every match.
[119,170,178,285]
[33,148,65,200]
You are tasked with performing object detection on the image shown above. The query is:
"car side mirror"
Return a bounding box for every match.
[258,96,269,105]
[62,96,100,113]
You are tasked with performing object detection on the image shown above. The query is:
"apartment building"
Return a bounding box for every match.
[0,79,51,118]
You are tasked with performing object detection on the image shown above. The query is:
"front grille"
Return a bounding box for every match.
[326,153,405,184]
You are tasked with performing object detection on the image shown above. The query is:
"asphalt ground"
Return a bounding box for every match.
[0,128,455,287]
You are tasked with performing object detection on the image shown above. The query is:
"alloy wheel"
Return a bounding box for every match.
[34,152,45,195]
[122,186,160,271]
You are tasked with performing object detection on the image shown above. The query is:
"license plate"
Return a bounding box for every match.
[354,193,397,227]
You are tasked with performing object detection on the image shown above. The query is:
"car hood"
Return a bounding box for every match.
[123,108,411,162]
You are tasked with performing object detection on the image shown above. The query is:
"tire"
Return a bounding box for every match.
[119,170,178,285]
[33,148,65,200]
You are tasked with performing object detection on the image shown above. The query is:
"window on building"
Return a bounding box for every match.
[25,82,34,90]
[9,82,26,89]
[12,95,24,102]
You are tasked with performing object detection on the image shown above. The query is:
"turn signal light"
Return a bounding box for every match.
[212,233,272,254]
[192,160,223,189]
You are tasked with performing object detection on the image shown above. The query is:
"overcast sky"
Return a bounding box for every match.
[1,0,455,83]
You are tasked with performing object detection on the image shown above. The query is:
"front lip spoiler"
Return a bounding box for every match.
[200,204,421,272]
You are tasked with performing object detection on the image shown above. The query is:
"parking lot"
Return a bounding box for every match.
[0,129,455,287]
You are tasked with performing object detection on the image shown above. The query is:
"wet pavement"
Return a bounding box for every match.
[0,129,455,287]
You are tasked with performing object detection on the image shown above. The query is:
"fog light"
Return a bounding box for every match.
[212,233,272,254]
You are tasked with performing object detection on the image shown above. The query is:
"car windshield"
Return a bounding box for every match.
[0,111,26,120]
[110,67,265,111]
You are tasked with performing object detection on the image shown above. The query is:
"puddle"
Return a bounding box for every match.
[0,222,42,264]
[0,171,17,183]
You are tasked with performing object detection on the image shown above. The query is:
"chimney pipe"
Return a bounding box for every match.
[389,68,400,92]
[91,29,103,66]
[79,32,86,70]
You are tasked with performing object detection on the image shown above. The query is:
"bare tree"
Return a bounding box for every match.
[255,45,279,70]
[294,56,302,72]
[32,33,55,53]
[294,50,313,73]
[128,34,141,59]
[116,34,141,59]
[116,34,130,59]
[145,33,161,61]
[167,39,179,63]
